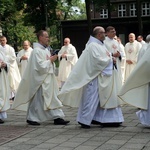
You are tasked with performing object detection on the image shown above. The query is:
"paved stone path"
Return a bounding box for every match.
[0,105,150,150]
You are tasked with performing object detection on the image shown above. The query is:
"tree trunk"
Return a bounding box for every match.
[85,0,92,36]
[136,0,143,35]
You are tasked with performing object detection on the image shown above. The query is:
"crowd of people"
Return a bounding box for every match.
[0,26,150,129]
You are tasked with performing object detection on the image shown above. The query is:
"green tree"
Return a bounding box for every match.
[0,0,86,50]
[0,0,36,51]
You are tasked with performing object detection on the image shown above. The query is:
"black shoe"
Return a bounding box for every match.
[78,122,90,129]
[9,96,15,101]
[91,120,101,125]
[54,118,70,125]
[26,120,40,126]
[0,119,4,124]
[100,122,122,127]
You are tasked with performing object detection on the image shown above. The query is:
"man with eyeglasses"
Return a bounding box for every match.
[12,30,70,126]
[58,37,78,88]
[58,26,124,128]
[101,26,125,127]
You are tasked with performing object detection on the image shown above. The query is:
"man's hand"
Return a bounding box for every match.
[106,51,110,57]
[50,55,58,63]
[21,55,28,60]
[126,60,133,64]
[1,62,6,68]
[113,51,120,57]
[61,52,67,58]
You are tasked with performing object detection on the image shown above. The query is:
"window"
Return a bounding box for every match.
[118,4,126,17]
[142,3,150,16]
[100,9,108,18]
[130,3,137,16]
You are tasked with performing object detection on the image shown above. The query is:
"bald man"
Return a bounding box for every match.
[58,38,78,88]
[58,26,124,128]
[124,33,142,81]
[17,40,33,77]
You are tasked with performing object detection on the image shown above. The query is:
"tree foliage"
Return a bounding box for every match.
[0,0,36,51]
[0,0,86,50]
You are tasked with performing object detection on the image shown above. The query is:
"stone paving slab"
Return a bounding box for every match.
[0,125,34,145]
[0,105,150,150]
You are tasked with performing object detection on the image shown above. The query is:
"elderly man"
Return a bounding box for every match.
[58,37,78,88]
[124,33,142,81]
[58,26,124,128]
[12,30,69,126]
[0,36,21,100]
[17,40,33,77]
[118,43,150,126]
[0,50,10,124]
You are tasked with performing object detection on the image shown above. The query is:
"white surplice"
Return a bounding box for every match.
[119,43,126,83]
[12,43,64,122]
[17,47,33,77]
[0,44,21,96]
[137,43,149,62]
[58,44,78,83]
[119,44,150,110]
[58,36,124,125]
[104,36,123,82]
[124,40,142,81]
[0,51,10,119]
[118,44,150,126]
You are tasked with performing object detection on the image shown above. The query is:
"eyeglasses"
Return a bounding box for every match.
[99,32,106,34]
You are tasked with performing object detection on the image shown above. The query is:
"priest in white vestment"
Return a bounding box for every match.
[58,38,78,88]
[137,34,150,62]
[0,36,21,100]
[137,35,146,45]
[12,30,69,126]
[0,50,10,124]
[124,33,142,81]
[104,26,123,86]
[17,40,33,77]
[58,26,124,128]
[118,44,150,126]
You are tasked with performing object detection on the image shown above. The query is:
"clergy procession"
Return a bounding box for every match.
[0,26,150,130]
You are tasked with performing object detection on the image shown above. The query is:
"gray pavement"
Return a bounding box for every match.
[0,105,150,150]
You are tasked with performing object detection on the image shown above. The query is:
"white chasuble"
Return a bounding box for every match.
[17,47,33,77]
[118,44,150,109]
[58,44,78,82]
[124,40,142,81]
[58,36,121,109]
[0,44,21,93]
[0,51,10,112]
[12,43,63,111]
